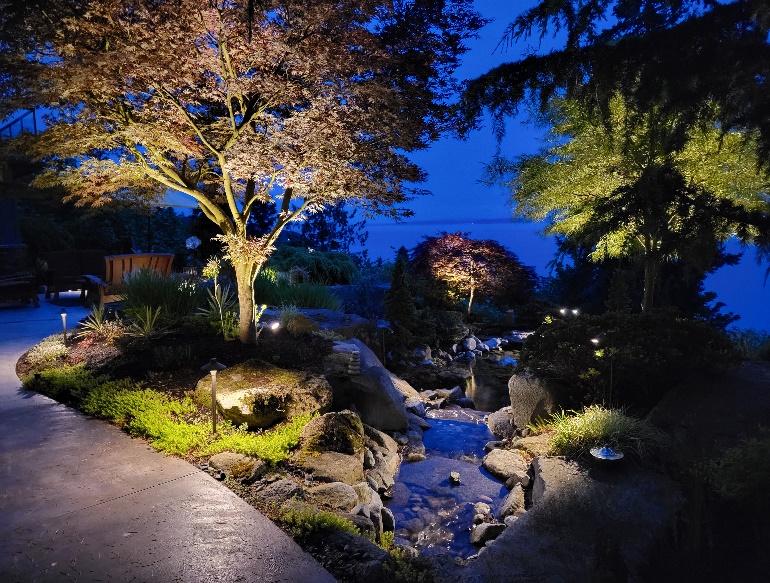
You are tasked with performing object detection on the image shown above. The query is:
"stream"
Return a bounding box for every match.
[387,409,508,558]
[386,352,518,558]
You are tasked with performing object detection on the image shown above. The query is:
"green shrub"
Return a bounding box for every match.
[530,405,666,463]
[728,327,770,361]
[26,334,68,368]
[280,503,359,538]
[708,434,770,505]
[203,413,314,464]
[518,309,740,408]
[123,269,206,326]
[267,246,358,284]
[253,272,341,309]
[23,364,108,402]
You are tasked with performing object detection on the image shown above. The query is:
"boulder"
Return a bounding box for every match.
[486,407,516,439]
[300,410,366,458]
[326,339,419,429]
[197,359,333,430]
[207,452,267,483]
[307,482,359,512]
[482,448,529,482]
[499,483,526,519]
[458,457,683,583]
[297,451,364,485]
[469,522,506,546]
[295,411,367,484]
[514,433,552,458]
[255,478,305,506]
[508,373,563,428]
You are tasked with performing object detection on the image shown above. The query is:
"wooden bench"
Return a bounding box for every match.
[42,249,111,301]
[83,253,174,307]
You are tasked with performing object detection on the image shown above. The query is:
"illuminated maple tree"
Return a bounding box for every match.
[0,0,484,342]
[411,232,536,314]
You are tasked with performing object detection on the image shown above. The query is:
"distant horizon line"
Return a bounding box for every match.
[366,217,531,227]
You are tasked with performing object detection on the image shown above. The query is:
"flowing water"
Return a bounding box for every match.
[386,409,508,558]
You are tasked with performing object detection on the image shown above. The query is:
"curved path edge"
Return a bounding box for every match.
[0,296,336,583]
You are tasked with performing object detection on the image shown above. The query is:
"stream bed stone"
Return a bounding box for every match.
[385,416,508,558]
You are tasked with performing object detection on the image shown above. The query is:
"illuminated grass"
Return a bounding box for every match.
[41,366,313,461]
[529,405,665,462]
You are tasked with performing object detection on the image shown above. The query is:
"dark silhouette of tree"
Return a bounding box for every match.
[384,246,418,347]
[295,203,368,254]
[461,1,770,167]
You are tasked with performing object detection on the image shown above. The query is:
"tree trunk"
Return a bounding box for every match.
[642,257,657,313]
[235,262,256,344]
[467,283,475,314]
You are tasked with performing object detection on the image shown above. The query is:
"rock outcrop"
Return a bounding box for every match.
[450,457,682,583]
[324,340,413,431]
[197,359,333,430]
[507,373,563,428]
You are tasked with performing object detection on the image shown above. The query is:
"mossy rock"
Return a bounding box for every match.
[300,410,365,458]
[194,359,333,430]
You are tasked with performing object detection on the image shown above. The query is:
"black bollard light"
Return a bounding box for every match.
[200,358,226,434]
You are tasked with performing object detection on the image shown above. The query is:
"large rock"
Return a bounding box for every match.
[307,482,359,512]
[294,411,367,484]
[207,452,267,483]
[254,478,305,506]
[324,339,418,433]
[299,410,366,458]
[499,483,526,519]
[482,448,529,482]
[453,457,683,583]
[486,407,515,439]
[197,359,332,430]
[507,373,563,428]
[297,451,365,485]
[469,522,506,546]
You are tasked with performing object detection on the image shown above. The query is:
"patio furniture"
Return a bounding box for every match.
[83,253,174,307]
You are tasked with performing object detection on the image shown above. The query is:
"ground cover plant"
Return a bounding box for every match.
[23,364,316,463]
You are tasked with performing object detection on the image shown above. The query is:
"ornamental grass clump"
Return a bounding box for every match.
[530,405,666,463]
[279,503,359,539]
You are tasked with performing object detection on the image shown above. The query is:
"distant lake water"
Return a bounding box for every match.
[353,218,769,332]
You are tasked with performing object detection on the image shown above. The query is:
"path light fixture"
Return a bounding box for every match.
[200,358,226,434]
[60,308,67,345]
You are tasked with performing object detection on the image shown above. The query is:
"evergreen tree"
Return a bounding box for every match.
[384,247,418,348]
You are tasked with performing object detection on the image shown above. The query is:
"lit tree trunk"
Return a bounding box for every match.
[642,245,659,313]
[467,279,475,314]
[235,262,257,344]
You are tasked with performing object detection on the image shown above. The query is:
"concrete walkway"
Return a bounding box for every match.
[0,294,336,583]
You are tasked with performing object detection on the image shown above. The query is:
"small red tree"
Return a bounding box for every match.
[411,232,536,314]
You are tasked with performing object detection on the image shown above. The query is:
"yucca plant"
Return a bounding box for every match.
[76,305,126,344]
[198,280,239,340]
[127,306,168,338]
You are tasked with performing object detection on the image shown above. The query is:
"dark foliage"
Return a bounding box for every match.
[517,310,740,410]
